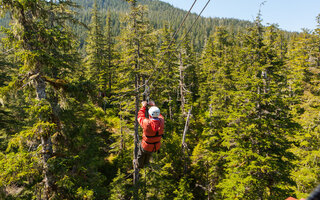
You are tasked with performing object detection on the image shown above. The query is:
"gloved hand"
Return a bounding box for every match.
[148,100,155,106]
[141,101,148,107]
[142,101,155,107]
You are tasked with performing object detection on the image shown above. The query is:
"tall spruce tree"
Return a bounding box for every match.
[151,25,179,123]
[118,0,156,198]
[192,26,235,199]
[102,11,116,101]
[217,18,297,199]
[178,32,199,118]
[0,0,82,198]
[288,17,320,199]
[84,0,105,103]
[181,33,199,105]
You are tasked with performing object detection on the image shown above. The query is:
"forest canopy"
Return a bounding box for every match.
[0,0,319,199]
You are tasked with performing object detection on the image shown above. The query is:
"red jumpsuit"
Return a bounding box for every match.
[138,106,165,152]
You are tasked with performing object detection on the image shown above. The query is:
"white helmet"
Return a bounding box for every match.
[148,106,160,118]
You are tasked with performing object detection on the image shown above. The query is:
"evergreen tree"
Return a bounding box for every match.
[217,18,296,199]
[151,24,179,122]
[288,17,320,198]
[102,10,117,101]
[109,169,132,200]
[0,1,112,199]
[193,26,235,199]
[179,32,199,116]
[117,0,157,197]
[0,0,82,198]
[84,0,105,103]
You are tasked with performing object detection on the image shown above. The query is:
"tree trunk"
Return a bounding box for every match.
[179,52,186,116]
[182,107,192,174]
[131,0,140,195]
[119,103,124,151]
[107,15,112,94]
[133,73,140,198]
[41,135,53,200]
[169,96,173,120]
[36,77,54,200]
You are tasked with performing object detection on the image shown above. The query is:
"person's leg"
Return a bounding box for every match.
[137,144,146,169]
[143,151,152,166]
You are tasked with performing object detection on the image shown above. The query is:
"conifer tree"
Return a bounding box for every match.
[177,32,199,125]
[84,0,105,102]
[151,25,179,122]
[193,26,235,199]
[0,0,85,198]
[118,0,156,197]
[288,17,320,198]
[109,169,132,200]
[174,177,194,200]
[103,11,116,100]
[217,18,296,199]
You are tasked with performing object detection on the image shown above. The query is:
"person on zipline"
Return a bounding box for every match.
[136,100,165,169]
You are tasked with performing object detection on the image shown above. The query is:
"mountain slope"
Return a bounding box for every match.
[73,0,255,50]
[0,0,260,50]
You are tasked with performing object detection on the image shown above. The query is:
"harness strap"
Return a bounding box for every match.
[144,141,160,152]
[144,141,160,145]
[145,120,163,152]
[145,134,162,138]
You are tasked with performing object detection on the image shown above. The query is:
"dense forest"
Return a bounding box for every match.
[0,0,320,199]
[72,0,259,50]
[0,0,280,51]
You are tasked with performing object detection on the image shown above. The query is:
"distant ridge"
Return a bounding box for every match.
[72,0,255,49]
[1,0,290,50]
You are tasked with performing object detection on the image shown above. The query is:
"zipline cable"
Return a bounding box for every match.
[140,0,200,91]
[168,0,198,48]
[148,0,212,89]
[178,0,212,49]
[118,0,199,99]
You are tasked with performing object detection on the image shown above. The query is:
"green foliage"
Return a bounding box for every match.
[174,177,194,200]
[37,0,266,52]
[76,186,95,200]
[288,22,320,199]
[85,0,105,83]
[0,0,319,199]
[216,20,296,200]
[109,169,132,200]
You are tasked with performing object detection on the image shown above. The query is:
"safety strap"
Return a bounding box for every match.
[145,141,160,152]
[145,130,162,152]
[145,133,162,138]
[144,113,162,152]
[145,141,160,145]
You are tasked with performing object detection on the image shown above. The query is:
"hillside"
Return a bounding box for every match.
[0,0,255,49]
[74,0,255,49]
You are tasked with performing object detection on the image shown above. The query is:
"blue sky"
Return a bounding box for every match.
[160,0,320,32]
